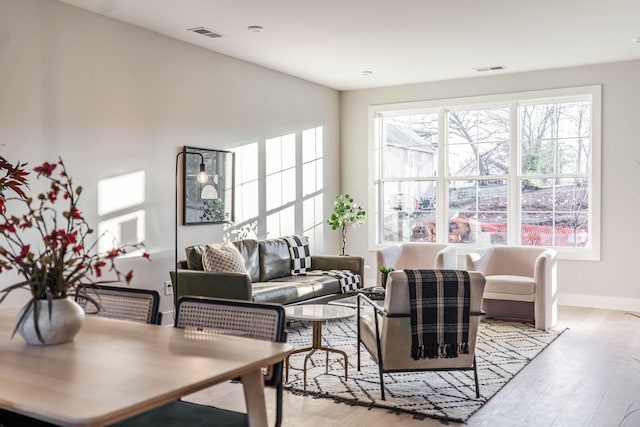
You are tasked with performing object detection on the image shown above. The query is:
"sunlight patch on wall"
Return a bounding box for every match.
[97,210,146,255]
[234,142,259,223]
[97,171,145,216]
[266,133,296,212]
[96,171,146,254]
[267,206,295,238]
[302,126,324,252]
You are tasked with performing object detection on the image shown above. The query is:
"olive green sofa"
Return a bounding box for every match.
[169,237,364,306]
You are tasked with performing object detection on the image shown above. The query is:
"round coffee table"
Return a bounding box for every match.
[285,304,355,390]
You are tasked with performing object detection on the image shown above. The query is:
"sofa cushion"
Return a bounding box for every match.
[259,238,291,282]
[251,275,341,304]
[230,239,259,282]
[201,243,247,274]
[185,245,206,271]
[485,275,535,295]
[283,235,311,274]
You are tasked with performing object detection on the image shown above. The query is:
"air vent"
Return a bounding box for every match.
[474,65,507,72]
[187,27,223,39]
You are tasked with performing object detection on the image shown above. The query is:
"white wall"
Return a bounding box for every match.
[341,60,640,312]
[0,0,341,315]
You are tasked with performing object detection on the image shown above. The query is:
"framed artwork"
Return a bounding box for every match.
[182,146,235,225]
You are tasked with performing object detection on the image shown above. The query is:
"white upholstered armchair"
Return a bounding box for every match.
[376,243,457,286]
[357,270,486,400]
[466,246,557,330]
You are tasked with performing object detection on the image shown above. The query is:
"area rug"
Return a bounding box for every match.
[284,317,565,423]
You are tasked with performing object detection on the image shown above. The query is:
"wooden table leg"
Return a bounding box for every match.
[242,368,268,427]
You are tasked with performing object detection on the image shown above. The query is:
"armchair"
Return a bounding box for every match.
[376,243,457,286]
[357,270,486,400]
[466,246,557,330]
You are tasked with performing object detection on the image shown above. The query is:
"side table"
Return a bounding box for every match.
[284,304,355,390]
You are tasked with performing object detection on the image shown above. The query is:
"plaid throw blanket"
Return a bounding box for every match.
[299,269,360,293]
[405,269,470,360]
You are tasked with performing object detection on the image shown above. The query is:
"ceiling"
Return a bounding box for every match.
[58,0,640,91]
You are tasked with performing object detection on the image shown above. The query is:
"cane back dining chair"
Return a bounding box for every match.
[112,296,287,427]
[75,284,162,325]
[357,270,486,400]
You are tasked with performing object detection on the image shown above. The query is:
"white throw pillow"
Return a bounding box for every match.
[201,242,247,274]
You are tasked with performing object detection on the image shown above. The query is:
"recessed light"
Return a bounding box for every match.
[361,70,373,77]
[248,25,264,33]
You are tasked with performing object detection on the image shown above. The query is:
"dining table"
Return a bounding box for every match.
[0,308,292,427]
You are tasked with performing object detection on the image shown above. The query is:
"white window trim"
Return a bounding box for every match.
[368,85,602,261]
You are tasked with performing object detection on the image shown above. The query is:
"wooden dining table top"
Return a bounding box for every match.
[0,308,292,426]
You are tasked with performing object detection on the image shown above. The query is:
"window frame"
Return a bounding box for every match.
[368,85,602,261]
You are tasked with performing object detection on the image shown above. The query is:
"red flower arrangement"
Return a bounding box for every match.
[0,156,150,334]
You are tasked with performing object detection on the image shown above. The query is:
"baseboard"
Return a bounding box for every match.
[558,292,640,313]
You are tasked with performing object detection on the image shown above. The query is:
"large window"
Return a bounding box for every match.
[371,86,601,260]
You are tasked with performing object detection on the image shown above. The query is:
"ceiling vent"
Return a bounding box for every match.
[187,27,223,39]
[474,65,507,72]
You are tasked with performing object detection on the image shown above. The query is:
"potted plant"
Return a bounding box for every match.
[0,156,149,345]
[327,193,366,256]
[379,265,394,288]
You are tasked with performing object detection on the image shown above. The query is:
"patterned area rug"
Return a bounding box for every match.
[284,316,565,423]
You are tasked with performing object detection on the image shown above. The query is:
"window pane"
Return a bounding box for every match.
[554,179,589,247]
[558,138,590,174]
[520,104,556,141]
[555,213,589,247]
[558,102,590,138]
[521,140,555,175]
[448,142,478,176]
[382,114,438,179]
[478,108,510,142]
[520,178,589,247]
[479,142,509,175]
[448,107,509,178]
[382,180,436,242]
[449,179,507,244]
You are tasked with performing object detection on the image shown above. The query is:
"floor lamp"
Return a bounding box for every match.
[174,150,208,309]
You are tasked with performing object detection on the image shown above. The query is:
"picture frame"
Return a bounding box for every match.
[182,146,235,225]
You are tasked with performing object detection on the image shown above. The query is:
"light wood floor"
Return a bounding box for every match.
[187,306,640,426]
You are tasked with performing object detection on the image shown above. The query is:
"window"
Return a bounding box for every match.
[370,86,601,260]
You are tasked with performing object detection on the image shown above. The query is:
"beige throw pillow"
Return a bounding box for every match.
[201,242,247,274]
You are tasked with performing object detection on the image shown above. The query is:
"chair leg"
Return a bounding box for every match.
[473,355,480,398]
[378,365,385,400]
[275,381,283,427]
[356,297,361,371]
